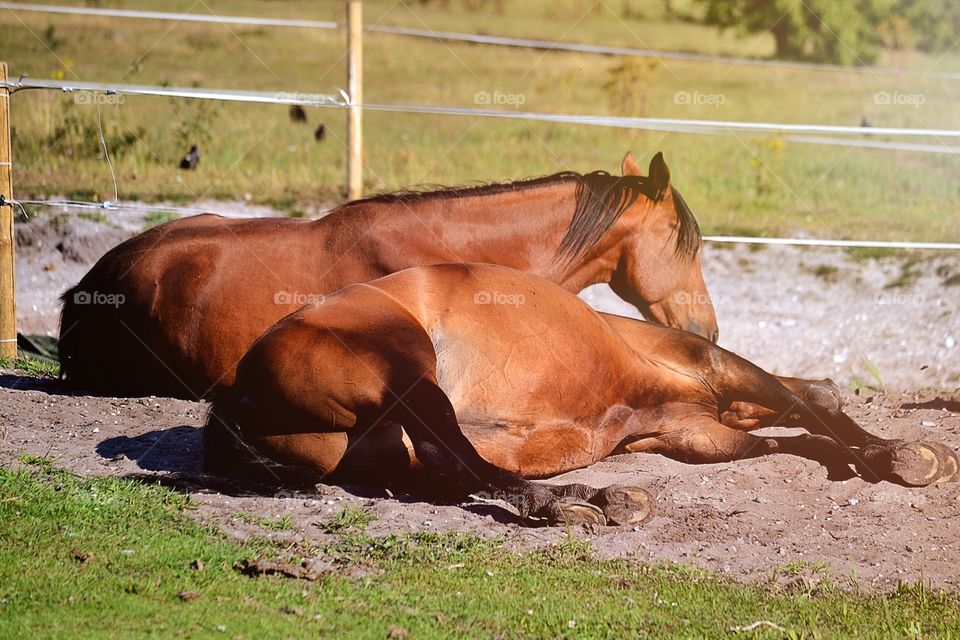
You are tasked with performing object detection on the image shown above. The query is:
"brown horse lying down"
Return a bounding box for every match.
[206,263,958,526]
[59,152,717,399]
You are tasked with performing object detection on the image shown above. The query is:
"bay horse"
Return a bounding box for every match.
[59,152,718,399]
[205,263,957,526]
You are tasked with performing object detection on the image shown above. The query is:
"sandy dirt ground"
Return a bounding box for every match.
[4,206,960,591]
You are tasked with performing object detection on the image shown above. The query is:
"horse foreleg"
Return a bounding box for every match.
[714,358,958,486]
[720,376,842,430]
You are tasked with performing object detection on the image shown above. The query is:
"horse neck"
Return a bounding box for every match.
[331,182,598,278]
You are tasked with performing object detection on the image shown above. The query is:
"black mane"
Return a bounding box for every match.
[344,170,701,261]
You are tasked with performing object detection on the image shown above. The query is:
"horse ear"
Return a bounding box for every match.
[621,151,643,177]
[648,152,671,199]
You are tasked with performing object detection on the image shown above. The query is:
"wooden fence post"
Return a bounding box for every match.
[346,0,363,200]
[0,62,16,359]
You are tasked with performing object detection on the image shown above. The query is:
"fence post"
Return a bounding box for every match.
[0,62,16,359]
[346,0,363,200]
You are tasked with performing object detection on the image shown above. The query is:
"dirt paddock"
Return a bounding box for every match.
[3,208,959,591]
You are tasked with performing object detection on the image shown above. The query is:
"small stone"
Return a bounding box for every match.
[177,591,201,602]
[921,421,936,428]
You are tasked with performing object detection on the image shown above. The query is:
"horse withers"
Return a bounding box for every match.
[59,152,717,399]
[206,263,957,526]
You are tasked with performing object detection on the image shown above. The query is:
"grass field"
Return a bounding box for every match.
[3,462,960,639]
[1,0,959,241]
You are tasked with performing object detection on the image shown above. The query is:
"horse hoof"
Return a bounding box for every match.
[547,499,607,527]
[868,442,941,487]
[807,379,843,411]
[589,485,654,527]
[927,443,959,483]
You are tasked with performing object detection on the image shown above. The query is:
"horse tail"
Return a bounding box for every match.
[58,282,103,389]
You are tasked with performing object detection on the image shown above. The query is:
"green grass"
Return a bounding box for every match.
[235,510,296,532]
[318,505,378,534]
[3,466,960,639]
[0,356,60,378]
[1,0,959,242]
[141,210,181,230]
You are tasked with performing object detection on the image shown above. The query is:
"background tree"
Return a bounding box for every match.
[697,0,896,65]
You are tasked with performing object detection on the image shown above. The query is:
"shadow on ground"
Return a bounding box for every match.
[95,426,531,525]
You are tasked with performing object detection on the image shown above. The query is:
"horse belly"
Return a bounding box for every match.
[431,324,615,428]
[460,420,613,479]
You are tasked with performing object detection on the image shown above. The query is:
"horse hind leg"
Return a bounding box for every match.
[203,390,336,488]
[389,378,628,526]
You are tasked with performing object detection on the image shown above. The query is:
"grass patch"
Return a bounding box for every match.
[318,505,377,534]
[142,211,181,230]
[806,263,840,282]
[846,246,901,261]
[3,466,960,638]
[0,356,60,378]
[16,453,55,468]
[236,511,296,532]
[884,258,922,289]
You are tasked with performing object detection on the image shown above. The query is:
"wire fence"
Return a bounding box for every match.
[6,78,960,143]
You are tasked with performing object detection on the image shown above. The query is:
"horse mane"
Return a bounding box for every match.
[341,170,701,261]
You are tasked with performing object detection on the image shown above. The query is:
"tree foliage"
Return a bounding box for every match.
[697,0,959,65]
